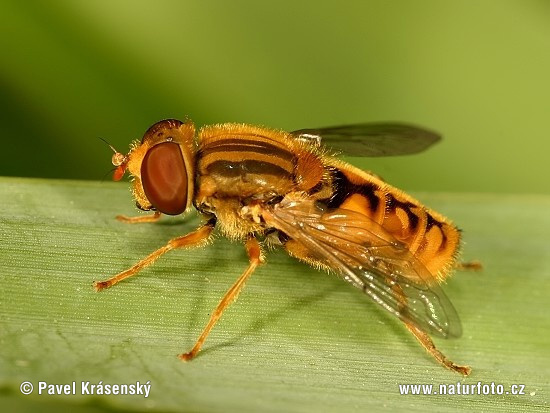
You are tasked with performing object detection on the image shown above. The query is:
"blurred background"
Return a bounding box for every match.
[1,0,549,194]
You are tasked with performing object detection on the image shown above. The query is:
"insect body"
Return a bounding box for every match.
[95,119,471,375]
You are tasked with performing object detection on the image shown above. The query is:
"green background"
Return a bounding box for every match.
[1,0,549,193]
[1,1,550,413]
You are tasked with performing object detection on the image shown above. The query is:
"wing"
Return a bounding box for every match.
[291,123,441,157]
[262,198,462,338]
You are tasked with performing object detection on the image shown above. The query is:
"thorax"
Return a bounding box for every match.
[193,123,326,239]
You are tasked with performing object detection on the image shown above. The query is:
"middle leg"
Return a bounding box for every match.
[179,236,264,361]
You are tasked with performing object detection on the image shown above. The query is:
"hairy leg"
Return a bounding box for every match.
[116,211,162,223]
[94,218,216,291]
[179,236,264,361]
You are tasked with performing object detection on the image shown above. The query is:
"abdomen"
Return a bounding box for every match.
[324,160,460,281]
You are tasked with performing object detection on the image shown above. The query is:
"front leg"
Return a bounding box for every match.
[94,217,216,291]
[116,211,162,223]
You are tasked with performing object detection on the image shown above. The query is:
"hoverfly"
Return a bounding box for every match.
[94,119,473,375]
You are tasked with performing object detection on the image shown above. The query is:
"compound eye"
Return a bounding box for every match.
[141,142,188,215]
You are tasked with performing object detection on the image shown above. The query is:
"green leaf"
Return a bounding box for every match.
[1,177,548,412]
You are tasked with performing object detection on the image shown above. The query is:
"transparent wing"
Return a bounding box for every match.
[262,198,462,338]
[291,123,441,157]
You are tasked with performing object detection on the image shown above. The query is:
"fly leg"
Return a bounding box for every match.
[94,217,216,291]
[393,282,471,375]
[404,323,471,376]
[179,236,264,361]
[455,260,482,271]
[116,211,162,223]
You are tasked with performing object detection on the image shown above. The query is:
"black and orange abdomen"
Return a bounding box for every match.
[325,160,460,281]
